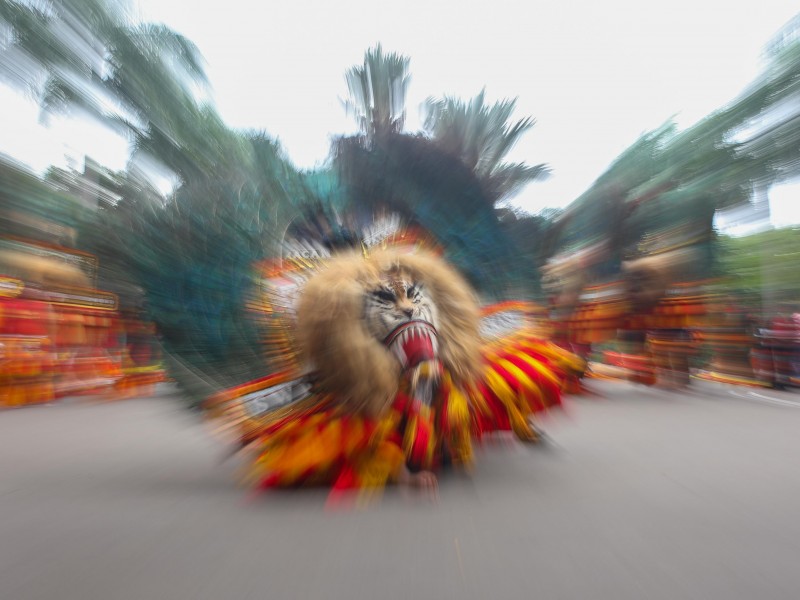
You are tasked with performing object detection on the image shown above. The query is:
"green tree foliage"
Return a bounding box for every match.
[0,157,88,244]
[717,227,800,304]
[0,0,252,183]
[496,207,562,299]
[739,17,800,182]
[547,14,800,285]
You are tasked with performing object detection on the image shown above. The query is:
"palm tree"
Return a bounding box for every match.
[0,0,245,182]
[342,44,410,143]
[423,89,549,205]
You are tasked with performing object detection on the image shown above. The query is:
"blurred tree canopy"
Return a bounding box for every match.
[548,15,800,282]
[0,157,87,245]
[717,227,800,305]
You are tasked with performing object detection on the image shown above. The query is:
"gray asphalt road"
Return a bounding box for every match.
[2,381,800,600]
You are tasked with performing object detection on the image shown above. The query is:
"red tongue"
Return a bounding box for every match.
[402,330,436,367]
[385,321,438,370]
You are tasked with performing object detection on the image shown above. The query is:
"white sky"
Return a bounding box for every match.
[1,0,799,224]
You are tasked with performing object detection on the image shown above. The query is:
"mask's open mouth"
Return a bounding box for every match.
[383,320,439,370]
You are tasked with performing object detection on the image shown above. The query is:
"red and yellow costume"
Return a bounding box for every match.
[208,331,580,493]
[205,234,584,498]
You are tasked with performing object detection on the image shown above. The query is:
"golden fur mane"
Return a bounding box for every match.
[295,249,482,417]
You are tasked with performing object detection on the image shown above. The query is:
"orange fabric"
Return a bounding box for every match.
[227,337,580,495]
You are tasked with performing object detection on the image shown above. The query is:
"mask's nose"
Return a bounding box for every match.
[403,308,414,318]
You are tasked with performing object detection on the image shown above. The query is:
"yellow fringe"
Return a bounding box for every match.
[445,377,473,465]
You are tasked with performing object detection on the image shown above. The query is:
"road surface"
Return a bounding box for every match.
[2,381,800,600]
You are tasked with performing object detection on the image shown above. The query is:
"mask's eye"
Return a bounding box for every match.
[372,289,396,303]
[406,285,418,299]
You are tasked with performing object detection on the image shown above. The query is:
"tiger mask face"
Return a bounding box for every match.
[365,272,439,339]
[295,250,481,416]
[364,272,441,379]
